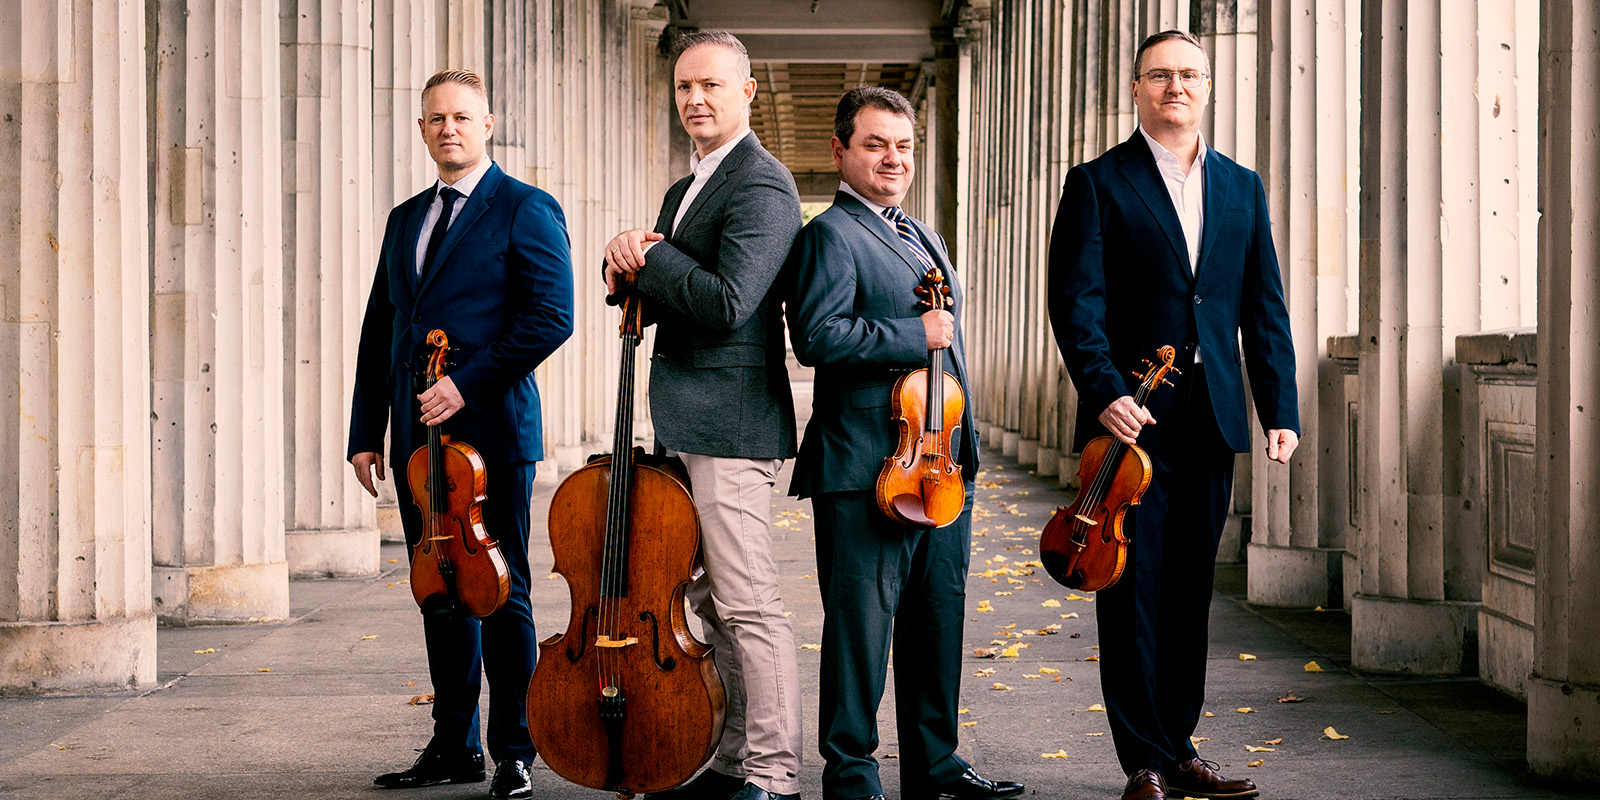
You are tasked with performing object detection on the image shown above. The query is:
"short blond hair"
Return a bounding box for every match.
[421,69,490,112]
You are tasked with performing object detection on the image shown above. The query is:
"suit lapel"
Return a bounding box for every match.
[656,176,692,235]
[672,132,761,236]
[417,163,503,299]
[836,192,923,279]
[402,192,429,297]
[1194,147,1225,282]
[1116,133,1193,284]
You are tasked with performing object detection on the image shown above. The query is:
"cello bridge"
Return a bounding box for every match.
[595,636,639,648]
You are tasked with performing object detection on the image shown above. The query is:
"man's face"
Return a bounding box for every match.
[1131,39,1212,136]
[417,82,493,176]
[832,106,916,208]
[674,44,756,154]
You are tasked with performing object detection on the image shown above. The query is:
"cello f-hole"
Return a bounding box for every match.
[567,606,597,663]
[639,611,677,671]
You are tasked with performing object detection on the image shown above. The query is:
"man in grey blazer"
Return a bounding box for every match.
[786,87,1023,800]
[603,30,804,800]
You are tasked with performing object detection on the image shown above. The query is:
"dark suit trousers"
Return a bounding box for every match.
[812,488,974,799]
[1096,362,1236,776]
[394,453,538,765]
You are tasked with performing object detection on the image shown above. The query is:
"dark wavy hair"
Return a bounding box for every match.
[833,86,916,147]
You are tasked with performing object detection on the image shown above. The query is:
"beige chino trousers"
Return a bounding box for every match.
[678,452,804,795]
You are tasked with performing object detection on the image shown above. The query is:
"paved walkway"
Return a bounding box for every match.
[1,422,1590,799]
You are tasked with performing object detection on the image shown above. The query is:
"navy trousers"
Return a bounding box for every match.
[1095,362,1237,776]
[394,456,538,764]
[812,487,975,800]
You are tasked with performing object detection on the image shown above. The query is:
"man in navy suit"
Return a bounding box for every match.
[348,68,574,800]
[1048,31,1298,800]
[787,87,1023,800]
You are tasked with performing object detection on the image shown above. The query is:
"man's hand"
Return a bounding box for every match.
[1099,396,1155,445]
[1265,429,1299,464]
[350,452,385,498]
[418,375,465,426]
[921,308,954,350]
[603,229,664,293]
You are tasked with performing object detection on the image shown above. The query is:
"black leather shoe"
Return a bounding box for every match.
[935,768,1024,800]
[729,783,801,800]
[644,768,746,800]
[373,747,485,789]
[490,757,534,800]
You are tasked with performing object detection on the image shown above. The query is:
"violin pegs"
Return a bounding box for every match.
[1162,379,1175,388]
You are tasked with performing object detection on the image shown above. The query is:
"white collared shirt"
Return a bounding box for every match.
[672,129,752,235]
[415,157,493,275]
[1139,127,1206,273]
[837,180,889,217]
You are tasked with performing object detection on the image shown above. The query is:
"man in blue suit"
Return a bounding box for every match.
[1048,31,1298,800]
[348,68,574,800]
[788,87,1023,800]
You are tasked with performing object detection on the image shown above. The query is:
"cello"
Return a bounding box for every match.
[876,266,966,528]
[526,288,724,794]
[406,329,510,617]
[1039,346,1178,592]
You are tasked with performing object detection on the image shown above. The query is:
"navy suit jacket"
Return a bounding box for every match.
[787,191,978,499]
[1047,132,1297,453]
[348,162,574,467]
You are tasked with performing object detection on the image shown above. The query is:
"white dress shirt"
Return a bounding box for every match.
[415,157,493,275]
[1139,126,1206,273]
[672,130,752,236]
[838,180,888,217]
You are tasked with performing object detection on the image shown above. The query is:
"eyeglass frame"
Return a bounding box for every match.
[1137,68,1209,89]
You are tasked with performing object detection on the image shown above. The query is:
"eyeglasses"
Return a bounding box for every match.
[1139,69,1208,88]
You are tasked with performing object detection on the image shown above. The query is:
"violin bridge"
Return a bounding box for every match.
[595,635,640,648]
[1073,514,1099,526]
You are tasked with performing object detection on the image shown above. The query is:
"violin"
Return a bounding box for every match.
[1039,346,1178,592]
[527,288,724,794]
[876,266,966,528]
[405,329,510,617]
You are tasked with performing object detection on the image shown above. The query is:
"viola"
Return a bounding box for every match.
[1039,346,1179,592]
[405,329,510,617]
[876,266,966,528]
[526,288,724,793]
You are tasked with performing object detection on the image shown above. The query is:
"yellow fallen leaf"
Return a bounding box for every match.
[1263,738,1283,745]
[976,601,994,613]
[992,683,1013,691]
[1041,599,1062,608]
[1322,727,1349,740]
[974,647,1000,658]
[257,668,272,673]
[1000,623,1017,629]
[1247,759,1264,768]
[1190,736,1210,743]
[961,721,977,727]
[408,693,435,705]
[994,591,1013,596]
[1236,707,1254,713]
[974,667,997,677]
[1024,674,1041,679]
[1001,644,1020,658]
[1060,612,1080,619]
[1086,732,1104,736]
[1084,655,1100,662]
[1041,749,1072,759]
[1040,667,1060,674]
[1246,746,1275,752]
[1304,661,1324,673]
[1066,593,1094,601]
[958,708,970,714]
[1086,703,1106,712]
[193,648,215,654]
[1238,653,1257,661]
[545,573,559,580]
[387,559,399,563]
[799,643,822,652]
[361,635,378,641]
[1204,711,1215,717]
[398,579,409,585]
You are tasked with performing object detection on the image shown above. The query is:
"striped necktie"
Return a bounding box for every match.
[882,206,937,274]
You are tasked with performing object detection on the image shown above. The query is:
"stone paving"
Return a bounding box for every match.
[1,437,1591,800]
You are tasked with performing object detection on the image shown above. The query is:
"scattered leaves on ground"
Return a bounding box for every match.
[1060,612,1080,619]
[1190,736,1210,743]
[1041,599,1062,608]
[976,600,994,613]
[1278,692,1305,703]
[992,683,1013,691]
[1238,653,1257,661]
[1204,711,1215,717]
[1040,667,1060,674]
[1086,704,1106,712]
[1084,655,1100,662]
[1236,707,1254,713]
[974,647,1000,659]
[193,648,215,654]
[1247,759,1264,768]
[1245,746,1275,752]
[257,668,271,673]
[361,635,378,641]
[1001,644,1020,658]
[408,693,434,705]
[799,643,821,652]
[1262,738,1283,745]
[1322,727,1349,740]
[1041,749,1072,759]
[1304,661,1324,673]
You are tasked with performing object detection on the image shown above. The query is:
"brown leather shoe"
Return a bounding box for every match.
[1121,769,1165,800]
[1164,758,1258,799]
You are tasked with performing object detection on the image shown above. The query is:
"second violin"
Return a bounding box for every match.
[876,266,966,528]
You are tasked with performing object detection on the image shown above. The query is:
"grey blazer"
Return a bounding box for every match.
[785,191,979,498]
[635,132,802,460]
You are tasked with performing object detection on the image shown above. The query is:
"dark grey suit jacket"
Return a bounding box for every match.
[635,132,802,460]
[786,191,979,499]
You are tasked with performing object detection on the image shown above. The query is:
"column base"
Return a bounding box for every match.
[1017,438,1039,464]
[152,562,289,625]
[1001,429,1020,456]
[286,526,380,578]
[1350,593,1478,675]
[1341,551,1360,610]
[0,614,157,693]
[1035,447,1060,477]
[1478,607,1533,699]
[1527,675,1600,781]
[377,502,406,543]
[1246,543,1343,606]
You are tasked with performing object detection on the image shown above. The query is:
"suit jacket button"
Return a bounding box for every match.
[1193,295,1202,305]
[413,314,423,323]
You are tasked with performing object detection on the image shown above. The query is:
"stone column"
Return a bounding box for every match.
[147,0,289,624]
[280,0,379,578]
[0,0,157,689]
[1528,0,1600,778]
[1350,0,1477,674]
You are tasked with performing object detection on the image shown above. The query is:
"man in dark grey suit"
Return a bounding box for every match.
[603,30,804,800]
[786,87,1023,800]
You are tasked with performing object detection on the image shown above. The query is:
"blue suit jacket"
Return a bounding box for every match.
[1048,132,1297,453]
[787,191,979,499]
[348,162,574,467]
